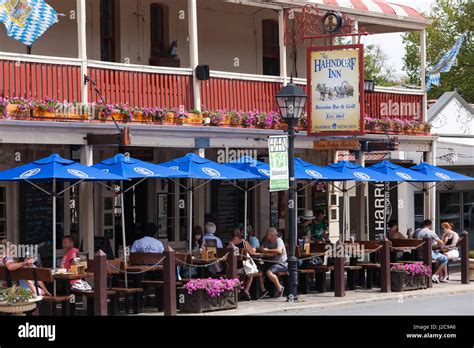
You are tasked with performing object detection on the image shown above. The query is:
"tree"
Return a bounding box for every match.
[364,44,398,86]
[402,0,473,102]
[336,38,399,86]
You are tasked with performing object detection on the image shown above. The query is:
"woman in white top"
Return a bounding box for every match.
[441,222,460,260]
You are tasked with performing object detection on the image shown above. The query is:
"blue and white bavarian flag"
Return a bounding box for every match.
[426,34,466,91]
[0,0,58,46]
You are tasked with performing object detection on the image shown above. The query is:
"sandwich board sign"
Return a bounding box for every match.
[268,135,289,192]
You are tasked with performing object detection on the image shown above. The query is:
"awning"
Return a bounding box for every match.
[308,0,425,20]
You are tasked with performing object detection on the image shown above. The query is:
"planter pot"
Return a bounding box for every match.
[0,297,42,314]
[186,112,203,125]
[154,119,164,125]
[179,288,238,314]
[203,117,211,125]
[174,119,184,126]
[33,108,56,118]
[391,271,428,292]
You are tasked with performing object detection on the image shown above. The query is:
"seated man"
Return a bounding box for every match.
[131,223,164,253]
[257,227,287,299]
[202,222,223,248]
[416,219,448,283]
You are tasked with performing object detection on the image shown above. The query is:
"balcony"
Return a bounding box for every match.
[0,52,426,135]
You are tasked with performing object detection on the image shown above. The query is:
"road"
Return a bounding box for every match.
[269,293,474,315]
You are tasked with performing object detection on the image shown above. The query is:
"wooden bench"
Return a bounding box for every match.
[128,252,191,311]
[0,266,74,316]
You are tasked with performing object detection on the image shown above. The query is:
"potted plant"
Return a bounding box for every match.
[152,107,167,125]
[173,108,187,125]
[209,110,224,126]
[421,121,432,133]
[222,110,232,126]
[202,109,211,126]
[116,104,135,123]
[0,286,42,314]
[228,111,242,127]
[241,111,256,128]
[391,118,404,132]
[7,97,34,118]
[179,278,241,313]
[297,112,307,131]
[165,108,176,124]
[33,97,58,118]
[93,102,113,122]
[0,97,8,118]
[187,109,203,125]
[390,263,431,292]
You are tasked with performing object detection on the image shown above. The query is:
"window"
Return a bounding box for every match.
[0,187,6,240]
[100,0,116,62]
[262,20,280,76]
[150,4,168,60]
[414,193,424,229]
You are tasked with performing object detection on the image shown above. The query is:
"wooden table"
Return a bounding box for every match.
[125,265,163,288]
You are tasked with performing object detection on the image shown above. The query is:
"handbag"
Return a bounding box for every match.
[242,241,259,275]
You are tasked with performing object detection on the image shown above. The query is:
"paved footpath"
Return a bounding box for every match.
[182,272,474,316]
[138,272,473,316]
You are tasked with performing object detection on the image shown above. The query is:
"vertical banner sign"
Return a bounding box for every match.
[268,135,289,192]
[368,182,398,240]
[307,44,364,136]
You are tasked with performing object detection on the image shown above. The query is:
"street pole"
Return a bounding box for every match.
[287,117,298,301]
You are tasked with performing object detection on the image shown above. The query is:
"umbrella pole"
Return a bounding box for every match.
[189,184,193,252]
[120,183,128,288]
[244,181,248,240]
[52,179,57,272]
[342,181,347,241]
[384,182,388,240]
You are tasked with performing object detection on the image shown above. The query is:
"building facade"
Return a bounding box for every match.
[0,0,436,260]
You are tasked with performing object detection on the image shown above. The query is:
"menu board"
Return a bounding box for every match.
[22,183,53,245]
[213,182,240,242]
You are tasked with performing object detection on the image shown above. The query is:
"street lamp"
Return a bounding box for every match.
[276,77,307,301]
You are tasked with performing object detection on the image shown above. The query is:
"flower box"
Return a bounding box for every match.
[179,288,238,313]
[185,112,203,125]
[390,263,431,292]
[391,272,428,292]
[33,108,56,118]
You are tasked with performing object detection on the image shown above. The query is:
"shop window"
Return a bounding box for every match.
[0,187,6,240]
[414,193,424,229]
[100,0,116,62]
[438,192,461,231]
[262,19,280,76]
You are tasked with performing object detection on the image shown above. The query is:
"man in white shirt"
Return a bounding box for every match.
[202,222,223,248]
[131,223,164,253]
[416,219,448,283]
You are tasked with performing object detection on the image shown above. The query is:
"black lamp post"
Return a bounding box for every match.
[276,78,307,301]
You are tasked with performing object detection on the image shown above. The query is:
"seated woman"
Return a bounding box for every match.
[441,222,460,260]
[229,229,256,301]
[0,240,51,296]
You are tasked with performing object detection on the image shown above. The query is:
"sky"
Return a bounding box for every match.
[363,0,436,76]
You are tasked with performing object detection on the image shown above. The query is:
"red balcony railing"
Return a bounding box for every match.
[87,61,194,109]
[0,54,82,102]
[0,53,424,124]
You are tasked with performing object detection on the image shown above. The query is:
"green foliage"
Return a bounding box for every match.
[337,37,398,86]
[364,44,398,86]
[402,0,473,102]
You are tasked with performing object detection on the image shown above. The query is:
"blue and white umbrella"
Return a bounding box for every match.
[93,154,186,285]
[160,153,258,251]
[0,154,126,270]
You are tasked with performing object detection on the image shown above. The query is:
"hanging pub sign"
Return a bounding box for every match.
[268,135,289,192]
[307,44,364,136]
